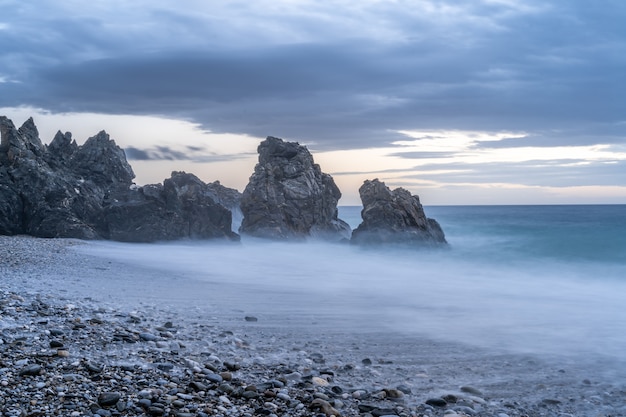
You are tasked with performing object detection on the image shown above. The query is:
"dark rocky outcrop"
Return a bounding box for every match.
[351,179,446,246]
[1,117,132,239]
[0,116,239,242]
[102,172,239,242]
[239,136,350,241]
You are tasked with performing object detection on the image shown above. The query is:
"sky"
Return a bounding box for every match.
[1,0,625,205]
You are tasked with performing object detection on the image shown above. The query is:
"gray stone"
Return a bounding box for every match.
[460,386,484,397]
[139,332,158,342]
[310,398,341,416]
[50,340,64,348]
[19,364,42,376]
[205,373,223,384]
[425,398,447,407]
[148,405,165,416]
[97,392,121,407]
[454,405,477,415]
[156,363,174,372]
[190,381,208,392]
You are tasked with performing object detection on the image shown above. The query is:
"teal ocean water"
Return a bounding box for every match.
[341,204,626,264]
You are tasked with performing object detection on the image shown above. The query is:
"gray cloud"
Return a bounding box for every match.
[399,159,626,188]
[124,147,152,161]
[125,146,192,161]
[387,151,460,159]
[333,157,626,190]
[474,127,626,149]
[124,145,251,163]
[0,0,625,154]
[330,166,423,177]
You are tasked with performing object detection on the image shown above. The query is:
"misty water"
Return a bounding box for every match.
[75,205,626,371]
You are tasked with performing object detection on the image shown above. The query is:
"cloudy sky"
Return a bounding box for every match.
[1,0,625,205]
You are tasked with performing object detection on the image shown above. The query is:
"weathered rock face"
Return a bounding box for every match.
[1,117,132,239]
[0,116,240,242]
[0,168,22,235]
[351,179,446,246]
[102,172,239,242]
[205,180,244,231]
[239,136,350,240]
[205,180,242,210]
[72,131,135,188]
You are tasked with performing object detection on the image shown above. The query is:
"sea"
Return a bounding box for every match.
[77,204,626,367]
[341,204,626,264]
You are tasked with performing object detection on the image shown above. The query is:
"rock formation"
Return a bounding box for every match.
[239,136,350,240]
[0,116,239,242]
[205,180,244,231]
[351,179,446,246]
[102,172,240,242]
[0,117,133,239]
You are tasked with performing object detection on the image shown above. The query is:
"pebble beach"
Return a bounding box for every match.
[1,236,625,417]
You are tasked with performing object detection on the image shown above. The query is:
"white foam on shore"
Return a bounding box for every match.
[73,238,626,368]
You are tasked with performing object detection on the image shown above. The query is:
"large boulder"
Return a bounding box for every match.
[351,179,446,246]
[0,116,240,242]
[239,136,350,240]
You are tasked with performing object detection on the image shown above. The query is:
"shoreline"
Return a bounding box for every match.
[1,236,625,416]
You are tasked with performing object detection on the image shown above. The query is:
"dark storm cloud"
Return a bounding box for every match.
[1,0,625,152]
[33,45,393,103]
[124,145,250,163]
[124,147,152,161]
[124,146,188,161]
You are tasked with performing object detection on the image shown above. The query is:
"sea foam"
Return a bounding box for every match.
[77,229,626,367]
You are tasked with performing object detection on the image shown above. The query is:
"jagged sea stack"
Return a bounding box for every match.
[351,179,446,246]
[239,136,351,240]
[0,116,240,242]
[0,116,134,239]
